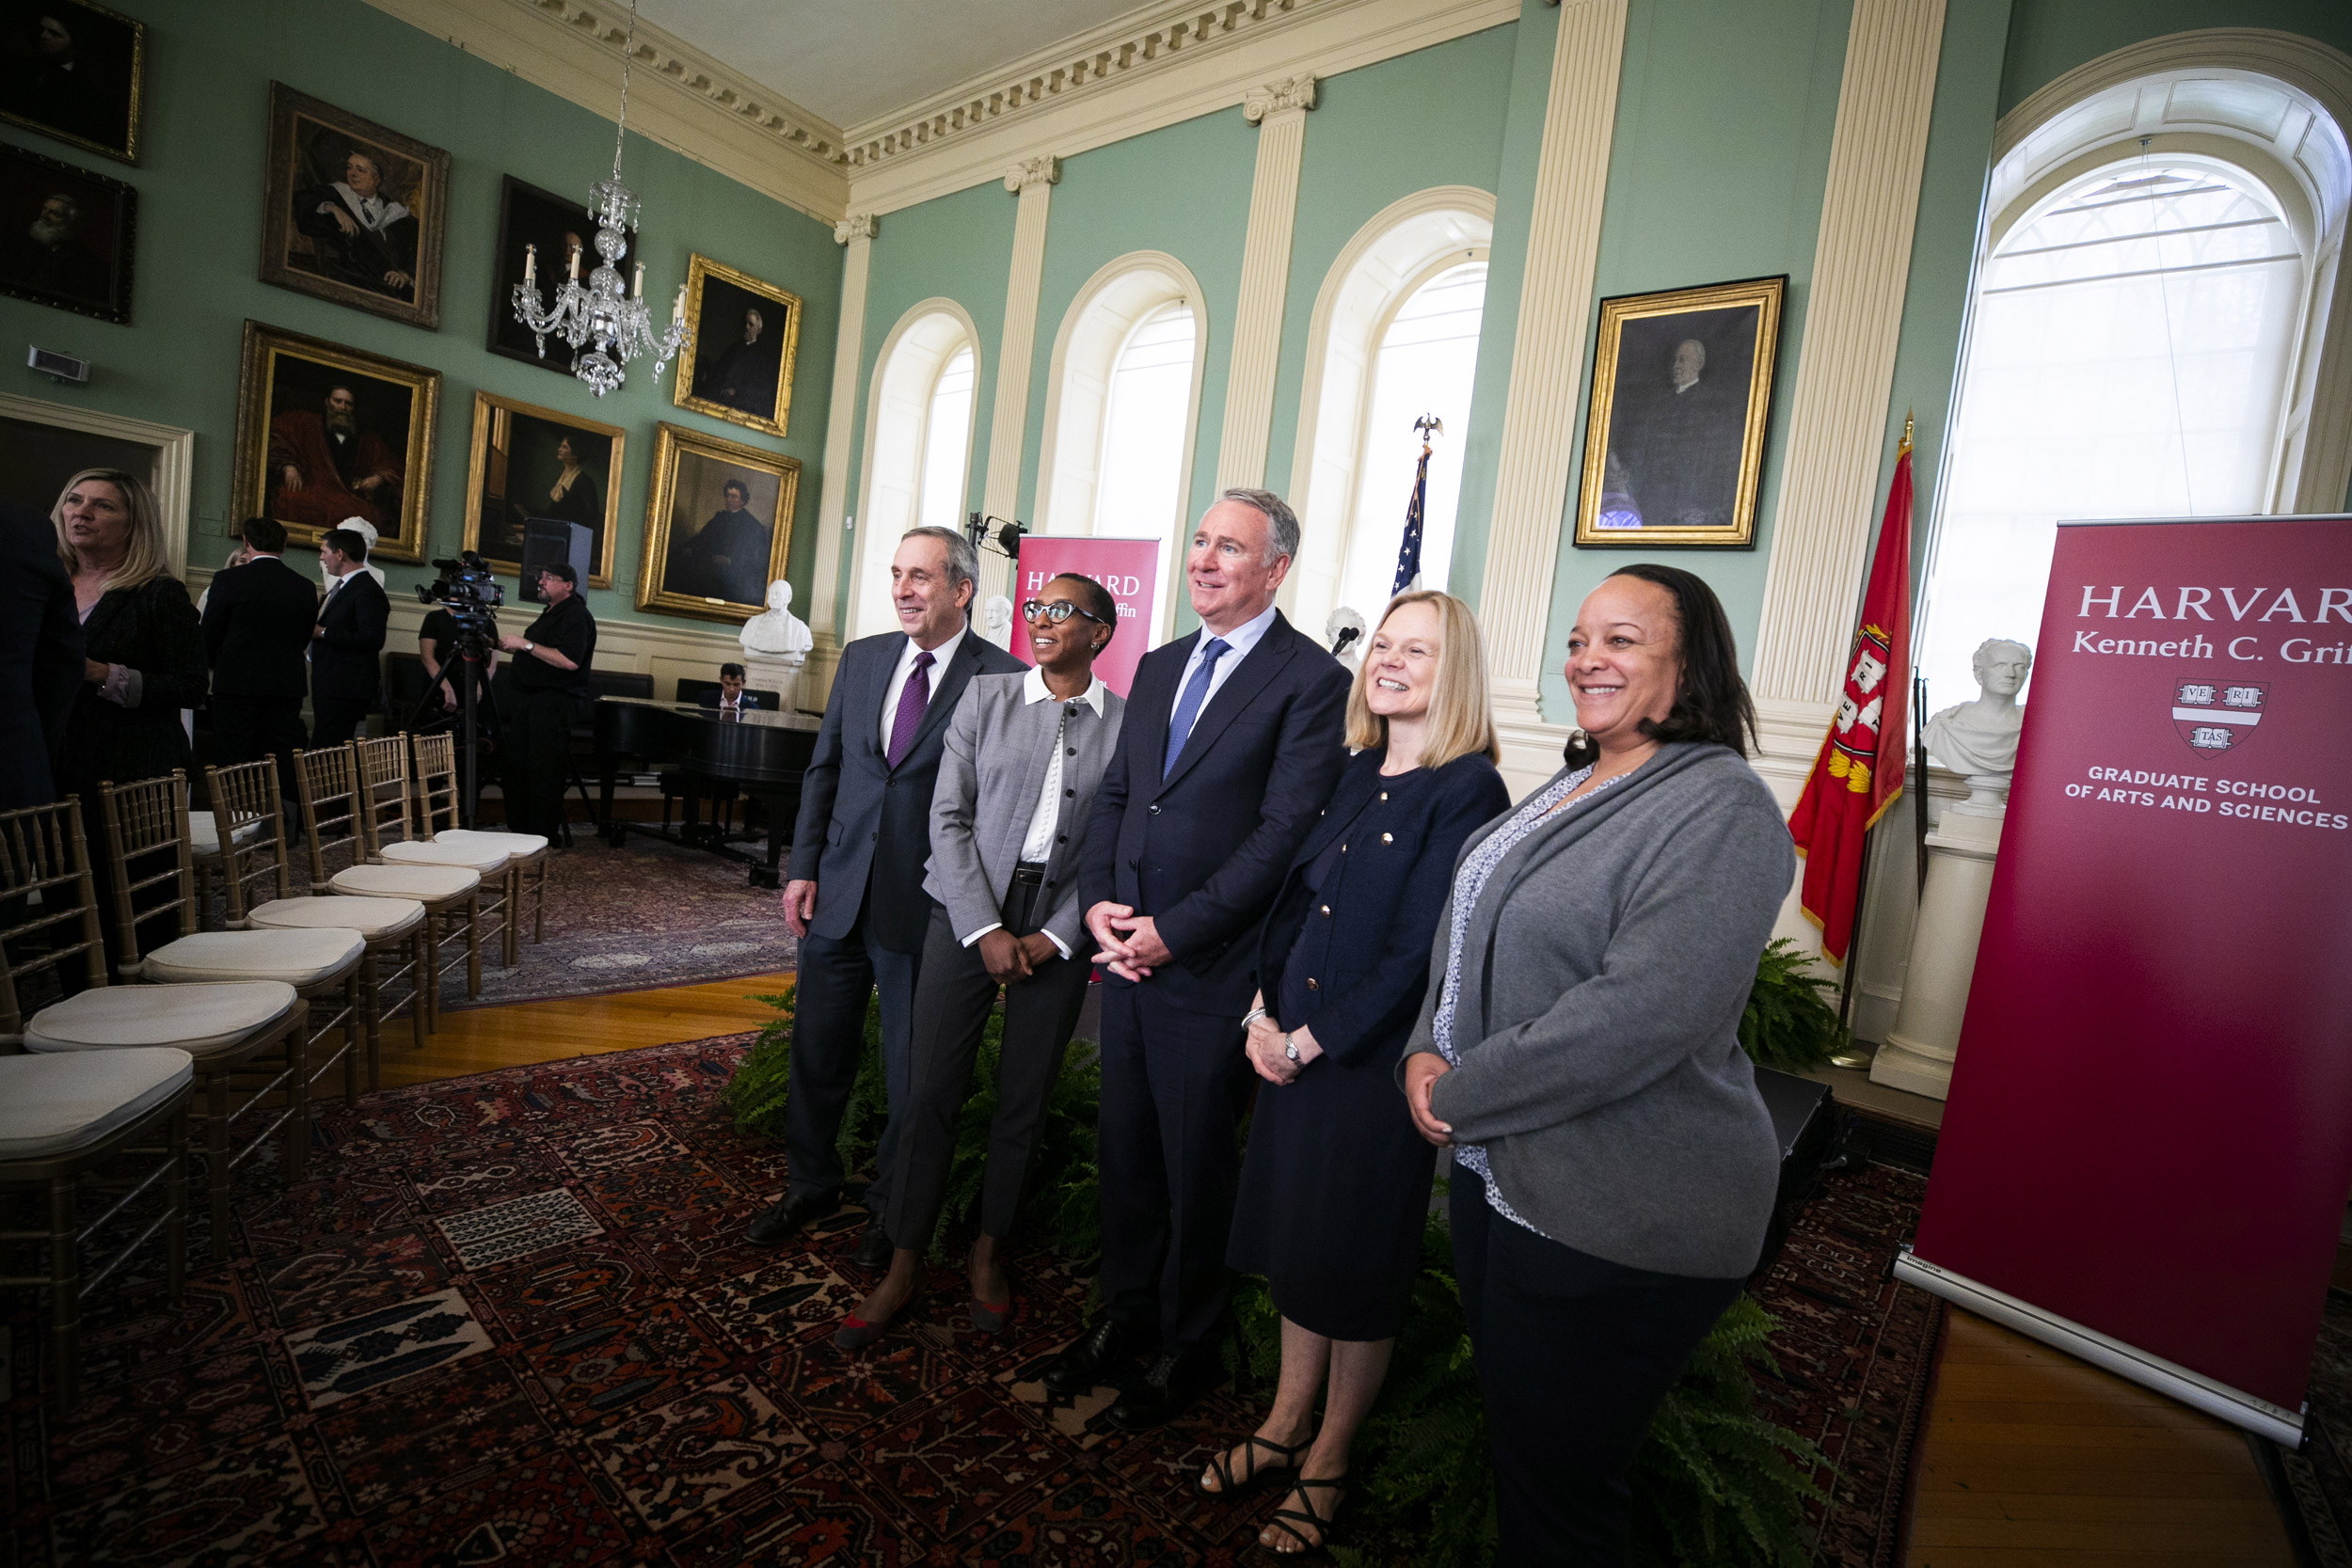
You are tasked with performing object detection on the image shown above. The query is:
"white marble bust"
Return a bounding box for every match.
[739,578,812,666]
[982,594,1013,645]
[1326,606,1367,672]
[1926,638,2032,815]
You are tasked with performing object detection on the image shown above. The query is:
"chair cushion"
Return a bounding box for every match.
[381,840,510,875]
[247,895,425,940]
[189,810,262,861]
[0,1049,194,1160]
[332,863,479,900]
[142,928,364,987]
[26,981,298,1059]
[437,830,548,858]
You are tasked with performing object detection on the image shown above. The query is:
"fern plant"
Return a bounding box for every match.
[1739,937,1849,1070]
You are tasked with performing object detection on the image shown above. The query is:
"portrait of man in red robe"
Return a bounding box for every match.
[266,382,404,531]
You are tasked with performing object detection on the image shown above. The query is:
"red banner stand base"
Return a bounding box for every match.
[1893,1250,2305,1446]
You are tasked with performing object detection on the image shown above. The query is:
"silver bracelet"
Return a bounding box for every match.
[1241,1006,1268,1028]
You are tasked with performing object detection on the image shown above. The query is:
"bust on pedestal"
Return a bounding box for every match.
[982,594,1014,649]
[1873,638,2031,1100]
[1326,606,1366,673]
[739,578,812,711]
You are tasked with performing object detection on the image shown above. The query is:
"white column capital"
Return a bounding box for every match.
[833,214,878,245]
[1003,154,1062,193]
[1243,73,1318,123]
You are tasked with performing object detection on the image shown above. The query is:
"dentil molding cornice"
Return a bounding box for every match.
[1243,72,1318,120]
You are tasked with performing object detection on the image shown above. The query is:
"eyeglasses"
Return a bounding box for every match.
[1021,599,1111,626]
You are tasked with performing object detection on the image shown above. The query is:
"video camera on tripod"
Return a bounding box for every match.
[414,550,505,828]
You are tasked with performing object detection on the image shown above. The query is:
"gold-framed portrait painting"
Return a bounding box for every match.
[672,253,803,438]
[462,391,624,590]
[259,82,451,330]
[0,0,145,165]
[639,422,798,624]
[230,320,440,564]
[1574,275,1786,548]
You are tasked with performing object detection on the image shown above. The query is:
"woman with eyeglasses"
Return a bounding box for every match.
[835,572,1127,1348]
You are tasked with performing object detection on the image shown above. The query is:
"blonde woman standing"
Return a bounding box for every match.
[1205,590,1510,1554]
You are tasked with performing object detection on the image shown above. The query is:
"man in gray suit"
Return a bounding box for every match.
[834,572,1127,1348]
[745,526,1026,1262]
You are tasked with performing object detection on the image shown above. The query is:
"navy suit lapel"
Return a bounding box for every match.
[1132,630,1197,792]
[855,638,898,765]
[1155,614,1297,796]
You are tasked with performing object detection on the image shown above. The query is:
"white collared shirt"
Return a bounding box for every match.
[961,665,1107,961]
[878,624,967,755]
[1175,598,1278,709]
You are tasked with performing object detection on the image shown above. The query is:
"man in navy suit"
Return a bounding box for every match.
[744,525,1025,1266]
[1045,488,1349,1428]
[203,516,316,789]
[310,526,389,747]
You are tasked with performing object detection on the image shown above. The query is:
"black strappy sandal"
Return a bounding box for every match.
[1262,1476,1347,1555]
[1197,1432,1311,1497]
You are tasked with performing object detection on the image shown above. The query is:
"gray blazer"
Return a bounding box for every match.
[924,671,1126,958]
[1401,742,1794,1279]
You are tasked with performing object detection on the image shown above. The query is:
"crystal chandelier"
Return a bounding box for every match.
[511,0,689,397]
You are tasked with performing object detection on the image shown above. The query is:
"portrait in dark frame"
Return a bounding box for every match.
[0,0,144,165]
[1575,276,1786,548]
[259,82,450,330]
[485,174,603,374]
[461,389,624,590]
[672,252,803,438]
[0,138,132,321]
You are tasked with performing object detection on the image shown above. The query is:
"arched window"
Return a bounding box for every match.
[1331,260,1486,625]
[1918,57,2352,711]
[1284,187,1495,641]
[1035,253,1209,639]
[853,302,978,639]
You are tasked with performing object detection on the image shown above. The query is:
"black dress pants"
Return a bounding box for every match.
[1096,982,1254,1354]
[209,694,308,797]
[503,687,574,837]
[1449,1177,1743,1567]
[783,894,921,1216]
[310,694,373,749]
[885,883,1092,1253]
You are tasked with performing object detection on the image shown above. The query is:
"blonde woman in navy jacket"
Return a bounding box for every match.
[1207,590,1508,1555]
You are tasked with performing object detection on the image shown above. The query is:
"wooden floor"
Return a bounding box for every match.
[1907,1311,2297,1567]
[376,971,790,1088]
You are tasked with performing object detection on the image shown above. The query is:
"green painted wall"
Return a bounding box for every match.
[834,179,1016,633]
[0,0,841,634]
[1532,0,1851,715]
[1998,0,2352,116]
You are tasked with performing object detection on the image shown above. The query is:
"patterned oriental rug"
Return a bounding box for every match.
[453,838,797,1010]
[2,1039,1946,1567]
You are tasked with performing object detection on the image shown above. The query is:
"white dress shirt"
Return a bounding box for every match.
[1174,598,1279,710]
[878,625,967,755]
[961,665,1108,961]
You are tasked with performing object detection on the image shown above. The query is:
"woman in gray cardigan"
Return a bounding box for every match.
[1398,563,1793,1566]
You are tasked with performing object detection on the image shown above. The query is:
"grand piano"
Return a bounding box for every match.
[592,696,821,886]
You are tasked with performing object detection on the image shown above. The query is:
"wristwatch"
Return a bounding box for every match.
[1283,1032,1300,1063]
[521,641,535,655]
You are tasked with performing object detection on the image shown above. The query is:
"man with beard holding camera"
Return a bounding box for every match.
[496,563,595,839]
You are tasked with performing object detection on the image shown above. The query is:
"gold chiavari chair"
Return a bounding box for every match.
[354,736,511,986]
[411,730,548,968]
[7,794,308,1265]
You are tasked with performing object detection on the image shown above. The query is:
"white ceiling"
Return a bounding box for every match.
[635,0,1145,131]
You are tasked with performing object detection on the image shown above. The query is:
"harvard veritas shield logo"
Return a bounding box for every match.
[2170,677,2267,758]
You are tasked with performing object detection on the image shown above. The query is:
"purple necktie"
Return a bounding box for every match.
[885,649,935,768]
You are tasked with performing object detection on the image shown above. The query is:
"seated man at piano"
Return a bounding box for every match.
[700,661,773,719]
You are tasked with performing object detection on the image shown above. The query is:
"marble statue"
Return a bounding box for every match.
[739,578,812,668]
[1326,606,1366,673]
[1924,637,2032,816]
[982,594,1014,646]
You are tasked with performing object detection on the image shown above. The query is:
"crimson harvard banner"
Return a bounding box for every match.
[1902,515,2352,1435]
[1006,536,1163,696]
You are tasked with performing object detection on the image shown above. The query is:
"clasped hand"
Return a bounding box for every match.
[1243,1006,1321,1085]
[976,927,1059,984]
[1086,901,1170,983]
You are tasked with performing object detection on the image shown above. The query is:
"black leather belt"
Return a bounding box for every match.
[1009,862,1048,885]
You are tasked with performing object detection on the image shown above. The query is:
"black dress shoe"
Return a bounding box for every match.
[745,1187,840,1245]
[852,1222,894,1271]
[1108,1348,1216,1431]
[1041,1313,1149,1397]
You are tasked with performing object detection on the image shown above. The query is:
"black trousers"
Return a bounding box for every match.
[886,883,1092,1253]
[1096,982,1254,1354]
[783,893,922,1216]
[209,694,307,796]
[1450,1178,1743,1567]
[502,687,574,837]
[310,693,373,749]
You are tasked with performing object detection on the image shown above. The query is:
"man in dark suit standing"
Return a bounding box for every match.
[0,500,82,809]
[1044,488,1349,1428]
[203,516,315,784]
[744,525,1025,1265]
[310,526,389,747]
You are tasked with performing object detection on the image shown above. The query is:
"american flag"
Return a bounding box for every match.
[1392,415,1440,596]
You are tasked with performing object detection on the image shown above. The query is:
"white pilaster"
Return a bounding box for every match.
[1216,73,1317,495]
[978,155,1060,641]
[1472,0,1630,798]
[809,213,877,705]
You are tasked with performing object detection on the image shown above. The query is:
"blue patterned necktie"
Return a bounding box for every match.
[1162,638,1230,779]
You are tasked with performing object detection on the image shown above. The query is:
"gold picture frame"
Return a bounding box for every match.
[671,253,803,438]
[230,320,440,564]
[258,82,451,330]
[639,422,799,624]
[1574,275,1786,548]
[461,391,625,591]
[0,0,145,165]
